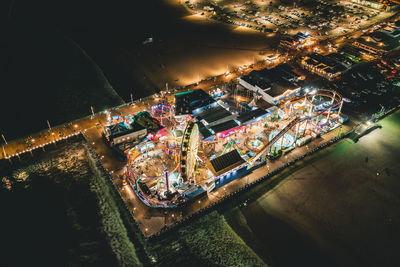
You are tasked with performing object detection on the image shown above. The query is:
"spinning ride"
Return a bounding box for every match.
[303,89,344,132]
[151,103,173,126]
[124,141,181,207]
[282,89,345,134]
[246,138,265,151]
[268,131,295,150]
[304,89,343,116]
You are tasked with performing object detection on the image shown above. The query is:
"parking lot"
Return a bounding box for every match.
[184,0,395,38]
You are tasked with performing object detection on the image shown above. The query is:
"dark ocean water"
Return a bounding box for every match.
[0,138,119,267]
[7,0,188,100]
[2,0,172,141]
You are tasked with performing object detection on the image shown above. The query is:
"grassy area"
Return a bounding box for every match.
[178,211,266,267]
[86,150,141,267]
[150,211,267,266]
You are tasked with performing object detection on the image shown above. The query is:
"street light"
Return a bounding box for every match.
[1,134,7,144]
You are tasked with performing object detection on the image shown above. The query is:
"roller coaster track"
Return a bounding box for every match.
[248,116,308,164]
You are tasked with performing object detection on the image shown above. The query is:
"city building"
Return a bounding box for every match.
[174,89,215,117]
[133,111,165,137]
[351,0,397,10]
[207,149,245,178]
[353,31,400,56]
[104,121,147,146]
[339,46,364,63]
[206,147,266,191]
[195,101,271,140]
[294,31,310,42]
[238,69,272,93]
[236,108,269,126]
[239,64,301,104]
[104,111,165,147]
[279,36,298,50]
[279,32,310,50]
[300,53,349,80]
[195,101,239,140]
[382,23,400,38]
[350,0,385,10]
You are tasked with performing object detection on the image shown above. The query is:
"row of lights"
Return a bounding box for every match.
[5,132,81,160]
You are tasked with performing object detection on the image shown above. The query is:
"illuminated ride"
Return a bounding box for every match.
[180,121,199,184]
[245,115,305,164]
[281,89,345,134]
[151,103,174,126]
[268,131,295,150]
[125,141,181,208]
[124,121,202,208]
[303,89,345,132]
[247,89,345,163]
[245,137,265,152]
[123,89,347,206]
[304,89,343,114]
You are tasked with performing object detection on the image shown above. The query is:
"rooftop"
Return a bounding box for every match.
[208,149,245,176]
[210,120,239,134]
[268,79,300,97]
[197,105,232,124]
[105,121,145,139]
[174,89,215,116]
[356,31,399,52]
[240,64,300,92]
[237,108,268,124]
[240,70,272,90]
[197,121,213,139]
[303,53,348,73]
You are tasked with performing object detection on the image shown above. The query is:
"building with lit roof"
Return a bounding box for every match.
[238,64,301,104]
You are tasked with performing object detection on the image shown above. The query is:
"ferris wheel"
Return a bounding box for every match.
[186,123,199,182]
[180,122,199,183]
